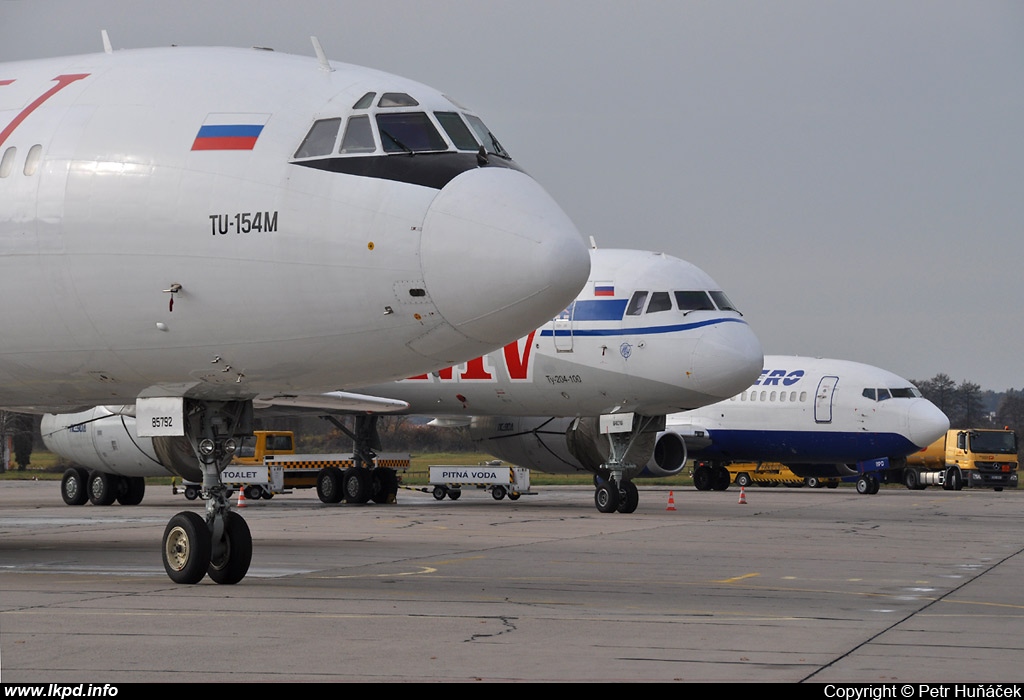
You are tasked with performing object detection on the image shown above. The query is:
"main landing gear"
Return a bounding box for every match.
[160,400,254,585]
[571,414,662,514]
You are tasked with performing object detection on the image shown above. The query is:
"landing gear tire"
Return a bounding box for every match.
[343,468,372,504]
[595,483,619,513]
[88,471,118,506]
[317,467,344,503]
[616,481,639,514]
[118,476,146,505]
[692,465,712,491]
[61,467,89,506]
[162,511,212,585]
[207,511,252,585]
[371,469,398,504]
[491,485,507,500]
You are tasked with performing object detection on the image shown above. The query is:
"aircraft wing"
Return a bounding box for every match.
[253,392,409,414]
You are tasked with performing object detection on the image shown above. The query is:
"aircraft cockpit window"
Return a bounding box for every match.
[647,292,672,313]
[339,115,376,154]
[353,92,376,110]
[376,113,448,153]
[890,387,922,399]
[435,112,479,151]
[294,118,341,158]
[710,291,739,312]
[877,388,892,401]
[626,291,648,316]
[862,388,877,401]
[674,291,716,312]
[465,114,510,158]
[378,92,419,108]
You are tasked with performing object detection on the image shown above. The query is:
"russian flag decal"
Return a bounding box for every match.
[192,113,270,151]
[594,283,615,297]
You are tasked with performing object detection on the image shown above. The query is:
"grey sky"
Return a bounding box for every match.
[2,0,1022,390]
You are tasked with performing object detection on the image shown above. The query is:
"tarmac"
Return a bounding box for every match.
[1,478,1022,683]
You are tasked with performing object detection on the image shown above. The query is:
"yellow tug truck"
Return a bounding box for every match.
[902,428,1018,491]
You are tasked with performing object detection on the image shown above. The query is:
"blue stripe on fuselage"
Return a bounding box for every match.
[541,315,747,338]
[687,429,918,463]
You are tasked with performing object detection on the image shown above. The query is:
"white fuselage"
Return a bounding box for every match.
[0,46,589,411]
[354,248,764,417]
[657,355,950,467]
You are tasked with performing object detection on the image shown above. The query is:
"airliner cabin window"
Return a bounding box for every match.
[674,291,715,312]
[376,113,447,153]
[294,118,341,158]
[647,292,672,313]
[435,112,478,151]
[626,291,648,316]
[339,115,376,153]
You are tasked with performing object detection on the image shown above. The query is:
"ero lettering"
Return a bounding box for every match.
[753,369,805,387]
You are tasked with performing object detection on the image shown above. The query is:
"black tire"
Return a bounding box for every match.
[61,467,89,506]
[508,492,521,501]
[243,485,262,501]
[947,467,963,491]
[856,476,871,495]
[595,483,619,513]
[868,475,880,494]
[711,466,731,491]
[736,473,751,488]
[316,467,344,503]
[371,469,398,504]
[207,511,252,585]
[184,485,200,501]
[343,468,372,504]
[904,469,919,490]
[432,486,447,500]
[117,476,146,505]
[447,489,461,501]
[162,511,212,584]
[692,465,712,491]
[88,471,118,506]
[806,477,820,489]
[616,481,639,514]
[491,485,506,500]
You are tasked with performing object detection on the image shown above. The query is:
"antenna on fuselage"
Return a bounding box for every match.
[101,29,113,54]
[589,236,597,249]
[310,36,334,72]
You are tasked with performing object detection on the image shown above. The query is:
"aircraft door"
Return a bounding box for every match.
[552,304,574,352]
[814,376,839,423]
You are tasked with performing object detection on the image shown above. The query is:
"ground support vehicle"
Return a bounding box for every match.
[411,463,531,501]
[901,428,1018,492]
[727,462,839,489]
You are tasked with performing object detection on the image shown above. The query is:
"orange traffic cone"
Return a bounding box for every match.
[666,490,676,511]
[738,486,747,504]
[237,489,247,508]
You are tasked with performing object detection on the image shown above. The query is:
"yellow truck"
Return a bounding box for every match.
[902,428,1018,491]
[725,462,839,489]
[184,430,409,504]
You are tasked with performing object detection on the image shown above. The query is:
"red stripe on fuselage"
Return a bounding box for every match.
[0,74,90,148]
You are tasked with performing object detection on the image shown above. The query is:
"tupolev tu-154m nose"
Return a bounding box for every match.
[687,318,765,401]
[413,167,591,363]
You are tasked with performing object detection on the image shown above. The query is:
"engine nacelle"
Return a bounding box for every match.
[641,431,688,477]
[468,415,660,479]
[41,407,201,481]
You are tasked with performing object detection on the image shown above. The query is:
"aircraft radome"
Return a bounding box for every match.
[2,36,590,584]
